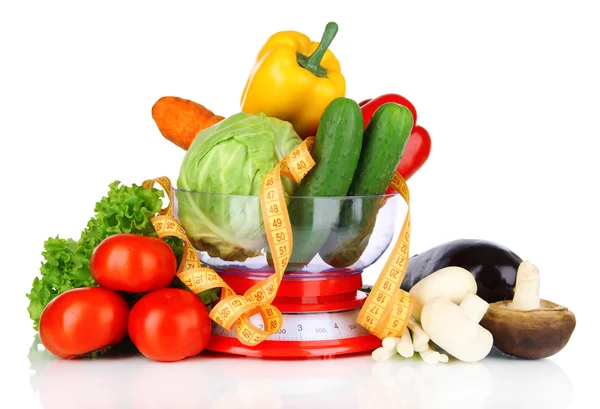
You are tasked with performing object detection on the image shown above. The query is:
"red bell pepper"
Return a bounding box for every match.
[360,94,431,187]
[360,94,418,129]
[390,125,431,185]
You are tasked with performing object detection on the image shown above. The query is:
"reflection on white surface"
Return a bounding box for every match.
[28,336,574,409]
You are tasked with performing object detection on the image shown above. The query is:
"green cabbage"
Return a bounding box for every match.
[176,112,302,262]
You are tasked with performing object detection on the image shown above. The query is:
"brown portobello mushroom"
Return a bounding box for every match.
[482,300,576,359]
[479,261,576,359]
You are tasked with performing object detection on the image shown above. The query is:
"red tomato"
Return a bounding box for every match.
[128,288,212,362]
[39,287,129,359]
[90,233,177,293]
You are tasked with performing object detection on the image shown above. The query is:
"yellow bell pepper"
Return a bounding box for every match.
[240,22,346,139]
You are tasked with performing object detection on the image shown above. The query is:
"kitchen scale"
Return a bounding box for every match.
[205,268,382,358]
[171,183,402,359]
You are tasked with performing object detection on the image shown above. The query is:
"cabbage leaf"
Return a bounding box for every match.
[176,112,302,261]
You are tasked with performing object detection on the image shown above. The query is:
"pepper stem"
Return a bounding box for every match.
[297,22,338,78]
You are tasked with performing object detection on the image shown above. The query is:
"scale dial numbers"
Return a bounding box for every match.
[212,310,371,341]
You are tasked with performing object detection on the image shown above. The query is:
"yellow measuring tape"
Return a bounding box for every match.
[143,138,413,346]
[142,138,314,346]
[356,172,413,339]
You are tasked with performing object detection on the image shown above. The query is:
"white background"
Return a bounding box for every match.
[1,0,599,408]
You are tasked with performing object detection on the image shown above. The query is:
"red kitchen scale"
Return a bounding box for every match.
[198,192,403,359]
[205,267,382,359]
[170,174,404,359]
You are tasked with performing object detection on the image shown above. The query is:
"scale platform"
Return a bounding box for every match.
[206,269,381,358]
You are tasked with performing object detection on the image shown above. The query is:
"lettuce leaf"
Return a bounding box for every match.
[26,181,218,330]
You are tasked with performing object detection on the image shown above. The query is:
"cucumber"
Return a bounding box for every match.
[283,97,364,271]
[319,103,414,267]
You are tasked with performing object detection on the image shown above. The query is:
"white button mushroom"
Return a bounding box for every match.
[420,294,493,363]
[408,266,477,321]
[458,291,491,323]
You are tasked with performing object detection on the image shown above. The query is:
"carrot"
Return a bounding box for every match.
[151,96,225,150]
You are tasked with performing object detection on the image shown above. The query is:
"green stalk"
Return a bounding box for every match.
[297,22,339,78]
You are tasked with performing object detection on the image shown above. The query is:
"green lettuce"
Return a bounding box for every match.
[177,112,302,262]
[26,181,218,330]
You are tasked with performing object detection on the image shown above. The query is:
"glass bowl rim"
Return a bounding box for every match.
[172,187,400,200]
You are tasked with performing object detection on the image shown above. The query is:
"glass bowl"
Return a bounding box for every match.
[172,189,400,276]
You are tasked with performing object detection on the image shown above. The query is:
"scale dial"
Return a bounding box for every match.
[212,309,371,341]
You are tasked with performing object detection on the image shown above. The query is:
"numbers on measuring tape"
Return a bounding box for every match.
[357,170,414,339]
[212,310,372,340]
[142,176,290,347]
[278,257,288,270]
[268,204,280,215]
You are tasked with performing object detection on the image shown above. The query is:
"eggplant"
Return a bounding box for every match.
[400,239,522,303]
